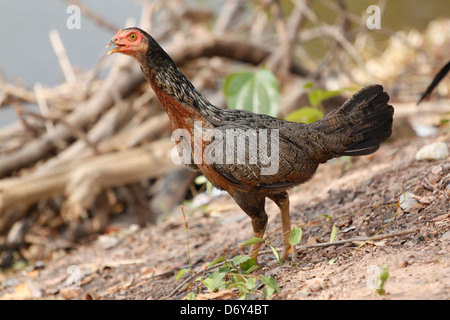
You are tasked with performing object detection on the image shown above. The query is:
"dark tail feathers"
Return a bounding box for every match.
[313,85,394,156]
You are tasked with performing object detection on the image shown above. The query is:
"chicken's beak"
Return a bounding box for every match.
[105,38,125,55]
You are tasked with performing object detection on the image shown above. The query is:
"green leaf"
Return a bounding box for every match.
[379,264,389,282]
[232,255,252,266]
[330,224,338,243]
[289,226,303,246]
[240,258,258,273]
[194,175,208,185]
[285,107,324,124]
[268,244,281,264]
[263,286,275,300]
[308,90,322,108]
[203,271,226,292]
[321,89,344,101]
[328,257,338,265]
[227,282,247,294]
[207,256,226,268]
[229,275,248,294]
[223,261,233,270]
[223,68,280,117]
[206,181,213,194]
[231,274,246,284]
[261,275,280,294]
[244,265,260,274]
[176,268,189,281]
[218,266,231,274]
[245,277,256,291]
[319,214,334,220]
[187,292,197,300]
[308,89,343,107]
[241,237,265,246]
[376,264,389,295]
[302,81,315,89]
[262,285,275,300]
[194,175,213,194]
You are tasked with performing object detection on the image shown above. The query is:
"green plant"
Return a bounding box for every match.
[319,214,338,243]
[223,67,281,117]
[204,255,274,299]
[177,254,280,300]
[286,107,324,124]
[242,225,303,264]
[177,215,303,299]
[304,82,344,109]
[286,82,350,124]
[375,264,389,296]
[194,175,213,194]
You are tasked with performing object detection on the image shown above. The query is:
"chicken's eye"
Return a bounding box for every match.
[128,33,137,41]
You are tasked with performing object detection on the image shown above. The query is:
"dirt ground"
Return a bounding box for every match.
[1,119,449,301]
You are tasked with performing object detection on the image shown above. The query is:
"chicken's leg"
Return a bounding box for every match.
[232,191,268,261]
[269,191,296,262]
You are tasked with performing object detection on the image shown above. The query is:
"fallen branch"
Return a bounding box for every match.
[295,229,417,250]
[166,36,309,77]
[19,108,101,156]
[0,139,177,215]
[0,80,37,105]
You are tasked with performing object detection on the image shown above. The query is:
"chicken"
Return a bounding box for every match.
[107,27,394,263]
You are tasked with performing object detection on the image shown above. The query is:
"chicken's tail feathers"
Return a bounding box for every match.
[312,85,394,156]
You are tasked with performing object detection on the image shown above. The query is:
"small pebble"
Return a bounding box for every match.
[306,278,324,292]
[308,283,323,292]
[97,235,120,249]
[398,260,409,268]
[398,192,418,212]
[140,266,155,276]
[415,142,449,161]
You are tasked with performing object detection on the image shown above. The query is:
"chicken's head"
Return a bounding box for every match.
[106,28,148,56]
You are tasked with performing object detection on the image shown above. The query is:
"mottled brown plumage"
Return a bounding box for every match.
[107,27,394,262]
